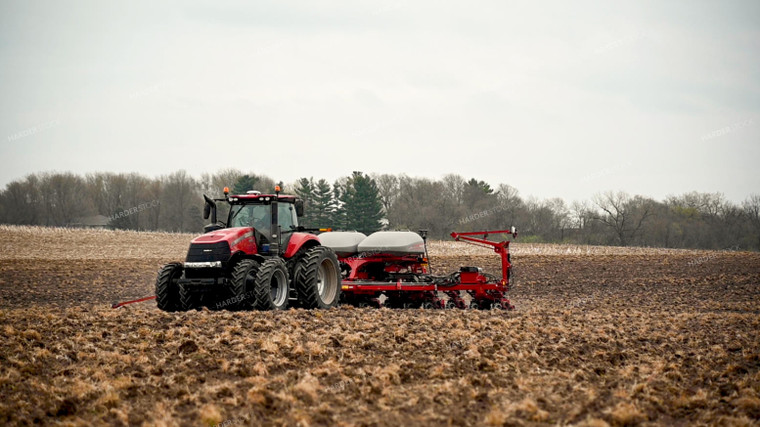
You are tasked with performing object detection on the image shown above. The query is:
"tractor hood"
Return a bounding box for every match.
[192,226,257,254]
[185,227,257,266]
[191,227,253,245]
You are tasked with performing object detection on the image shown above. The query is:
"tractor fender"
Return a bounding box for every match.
[284,233,321,258]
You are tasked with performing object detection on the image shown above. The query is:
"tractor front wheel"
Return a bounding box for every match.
[251,258,289,310]
[156,262,183,312]
[295,246,341,309]
[179,282,199,311]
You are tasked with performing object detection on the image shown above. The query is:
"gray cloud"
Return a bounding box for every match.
[1,0,758,203]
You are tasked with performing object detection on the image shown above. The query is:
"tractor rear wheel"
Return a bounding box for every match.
[295,246,341,309]
[228,259,261,310]
[251,258,289,310]
[156,262,183,312]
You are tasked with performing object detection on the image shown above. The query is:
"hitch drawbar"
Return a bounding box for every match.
[111,295,156,309]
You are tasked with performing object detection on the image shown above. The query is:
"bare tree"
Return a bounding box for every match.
[38,172,91,226]
[441,174,466,206]
[200,168,244,197]
[570,200,591,230]
[1,169,757,251]
[495,184,522,227]
[372,173,400,214]
[592,191,654,246]
[388,177,452,238]
[142,178,162,230]
[160,170,200,232]
[0,176,41,225]
[744,194,760,250]
[546,197,571,241]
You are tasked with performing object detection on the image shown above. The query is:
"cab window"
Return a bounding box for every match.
[278,203,297,231]
[230,204,271,235]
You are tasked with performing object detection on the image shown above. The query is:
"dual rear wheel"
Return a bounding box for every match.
[227,246,341,311]
[294,246,341,309]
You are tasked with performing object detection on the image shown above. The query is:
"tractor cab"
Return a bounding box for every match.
[202,186,305,256]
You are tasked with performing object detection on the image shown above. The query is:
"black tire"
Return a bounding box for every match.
[286,246,310,307]
[156,262,183,312]
[228,259,261,310]
[294,246,341,309]
[251,258,289,310]
[179,281,198,311]
[286,246,310,280]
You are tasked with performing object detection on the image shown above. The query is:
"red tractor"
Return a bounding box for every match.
[155,187,341,311]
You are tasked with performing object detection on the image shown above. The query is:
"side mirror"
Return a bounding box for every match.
[203,194,217,224]
[295,199,304,217]
[511,226,518,238]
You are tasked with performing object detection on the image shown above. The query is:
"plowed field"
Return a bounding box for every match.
[1,226,758,426]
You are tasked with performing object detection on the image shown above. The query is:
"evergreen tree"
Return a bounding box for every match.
[294,177,315,226]
[232,175,258,194]
[332,180,348,230]
[340,171,384,234]
[467,178,494,194]
[463,177,498,215]
[312,179,335,228]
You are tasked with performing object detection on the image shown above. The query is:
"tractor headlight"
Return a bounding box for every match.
[184,261,223,268]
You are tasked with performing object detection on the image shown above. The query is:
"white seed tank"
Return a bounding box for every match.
[318,231,367,257]
[357,231,425,255]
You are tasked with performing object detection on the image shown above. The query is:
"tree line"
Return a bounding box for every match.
[0,169,758,251]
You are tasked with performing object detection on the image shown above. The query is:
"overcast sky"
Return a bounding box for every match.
[1,0,758,203]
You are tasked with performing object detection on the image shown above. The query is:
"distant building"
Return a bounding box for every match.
[69,215,111,229]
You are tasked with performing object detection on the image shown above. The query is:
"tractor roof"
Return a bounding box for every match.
[228,193,297,203]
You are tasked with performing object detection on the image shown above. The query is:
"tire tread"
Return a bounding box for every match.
[294,246,341,309]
